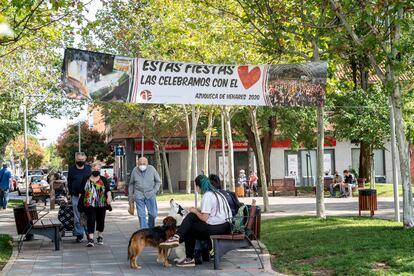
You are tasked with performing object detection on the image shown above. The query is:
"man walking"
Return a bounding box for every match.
[0,163,12,210]
[128,157,161,229]
[68,152,91,242]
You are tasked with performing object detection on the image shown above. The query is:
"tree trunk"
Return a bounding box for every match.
[250,108,269,213]
[316,106,326,218]
[359,141,372,182]
[183,105,192,194]
[203,110,214,175]
[223,106,235,192]
[262,131,272,188]
[154,142,163,194]
[387,6,411,226]
[161,144,173,194]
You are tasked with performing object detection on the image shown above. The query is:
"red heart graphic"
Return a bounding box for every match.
[238,66,261,89]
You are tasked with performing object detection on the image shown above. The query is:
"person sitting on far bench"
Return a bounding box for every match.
[342,170,356,198]
[329,171,343,198]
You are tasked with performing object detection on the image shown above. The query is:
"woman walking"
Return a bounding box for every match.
[79,162,111,247]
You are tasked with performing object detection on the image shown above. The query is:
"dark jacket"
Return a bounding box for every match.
[67,164,91,196]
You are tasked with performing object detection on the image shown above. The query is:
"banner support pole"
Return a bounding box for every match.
[221,110,226,190]
[192,106,198,208]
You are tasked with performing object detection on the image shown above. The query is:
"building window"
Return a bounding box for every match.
[284,149,335,186]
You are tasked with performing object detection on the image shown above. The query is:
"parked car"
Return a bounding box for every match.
[17,175,49,196]
[21,170,44,178]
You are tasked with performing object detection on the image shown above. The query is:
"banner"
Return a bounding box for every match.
[62,48,327,106]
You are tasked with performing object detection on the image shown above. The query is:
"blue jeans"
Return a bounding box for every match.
[71,196,85,237]
[135,197,157,229]
[0,188,9,209]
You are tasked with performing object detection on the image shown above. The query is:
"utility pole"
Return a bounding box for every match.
[78,121,81,152]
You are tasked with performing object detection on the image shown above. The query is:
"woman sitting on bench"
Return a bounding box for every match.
[160,175,232,267]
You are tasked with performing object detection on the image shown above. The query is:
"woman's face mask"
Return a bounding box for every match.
[91,170,100,177]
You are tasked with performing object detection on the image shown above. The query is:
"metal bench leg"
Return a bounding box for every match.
[213,239,220,269]
[54,227,60,250]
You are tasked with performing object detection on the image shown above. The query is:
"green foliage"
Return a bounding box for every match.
[328,85,390,148]
[56,122,111,165]
[0,1,86,154]
[262,216,414,275]
[6,136,45,169]
[0,234,12,270]
[44,144,63,170]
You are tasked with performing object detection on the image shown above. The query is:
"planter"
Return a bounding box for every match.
[358,189,377,217]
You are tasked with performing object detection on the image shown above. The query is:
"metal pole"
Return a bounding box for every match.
[389,97,400,222]
[192,106,198,208]
[141,136,144,158]
[78,121,81,152]
[221,111,226,190]
[23,96,29,204]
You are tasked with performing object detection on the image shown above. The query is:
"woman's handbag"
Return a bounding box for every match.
[128,201,135,215]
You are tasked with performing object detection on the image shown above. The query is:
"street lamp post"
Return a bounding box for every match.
[23,96,29,204]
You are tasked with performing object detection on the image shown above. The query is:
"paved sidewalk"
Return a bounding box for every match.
[0,199,275,276]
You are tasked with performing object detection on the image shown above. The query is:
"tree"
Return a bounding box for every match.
[6,136,45,170]
[0,1,86,157]
[329,0,414,227]
[44,144,63,170]
[99,103,185,194]
[56,122,111,166]
[328,85,390,180]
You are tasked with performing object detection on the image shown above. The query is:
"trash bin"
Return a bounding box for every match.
[13,203,38,235]
[358,189,377,217]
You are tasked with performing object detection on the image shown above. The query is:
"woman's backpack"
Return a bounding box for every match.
[231,204,249,234]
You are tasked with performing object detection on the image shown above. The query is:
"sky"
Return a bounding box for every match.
[36,0,102,146]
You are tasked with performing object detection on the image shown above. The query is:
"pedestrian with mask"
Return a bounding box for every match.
[79,162,111,247]
[0,163,12,210]
[68,152,91,242]
[128,157,161,229]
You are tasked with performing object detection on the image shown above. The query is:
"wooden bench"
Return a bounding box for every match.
[312,180,358,194]
[211,199,263,270]
[268,178,298,196]
[178,180,194,191]
[18,203,62,252]
[31,184,50,206]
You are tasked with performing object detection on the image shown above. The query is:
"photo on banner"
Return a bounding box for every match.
[61,48,134,101]
[266,62,327,107]
[62,48,327,107]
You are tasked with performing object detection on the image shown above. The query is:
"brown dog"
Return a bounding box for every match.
[128,216,177,269]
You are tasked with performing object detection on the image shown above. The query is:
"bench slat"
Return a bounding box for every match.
[211,234,245,240]
[33,219,61,229]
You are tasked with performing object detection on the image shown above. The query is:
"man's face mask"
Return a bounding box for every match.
[139,165,147,171]
[76,160,85,166]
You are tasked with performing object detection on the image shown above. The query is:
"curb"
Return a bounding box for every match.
[1,240,18,276]
[257,240,280,275]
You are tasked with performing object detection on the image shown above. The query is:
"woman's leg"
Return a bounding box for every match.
[95,207,106,234]
[85,207,97,239]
